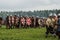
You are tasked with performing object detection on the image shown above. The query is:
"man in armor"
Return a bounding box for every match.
[56,13,60,39]
[20,16,26,28]
[0,17,2,28]
[14,15,19,28]
[6,15,12,29]
[26,17,32,28]
[45,13,55,37]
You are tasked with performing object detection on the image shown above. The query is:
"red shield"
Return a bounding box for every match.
[26,18,31,25]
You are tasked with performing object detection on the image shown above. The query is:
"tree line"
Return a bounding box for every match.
[0,9,60,19]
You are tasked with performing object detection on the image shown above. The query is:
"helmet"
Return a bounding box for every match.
[10,15,12,16]
[54,13,57,16]
[49,13,53,16]
[53,13,57,17]
[58,13,60,16]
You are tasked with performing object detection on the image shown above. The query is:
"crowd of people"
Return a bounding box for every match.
[0,13,60,40]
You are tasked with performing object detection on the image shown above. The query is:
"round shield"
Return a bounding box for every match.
[21,18,25,25]
[26,18,31,25]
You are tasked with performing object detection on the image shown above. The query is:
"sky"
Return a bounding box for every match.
[0,0,60,11]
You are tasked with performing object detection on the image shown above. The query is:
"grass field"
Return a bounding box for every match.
[0,26,58,40]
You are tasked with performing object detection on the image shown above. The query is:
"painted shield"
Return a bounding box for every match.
[16,17,19,24]
[12,16,14,24]
[26,18,31,25]
[21,18,25,25]
[38,19,41,25]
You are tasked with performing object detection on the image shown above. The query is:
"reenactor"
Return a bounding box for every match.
[31,17,36,28]
[36,16,39,27]
[38,18,42,28]
[11,16,14,28]
[51,14,58,37]
[41,18,45,27]
[9,15,12,29]
[14,15,16,28]
[6,15,12,29]
[30,17,34,28]
[26,17,32,28]
[44,18,47,27]
[16,16,19,28]
[38,18,41,26]
[14,15,19,28]
[56,14,60,39]
[42,18,47,27]
[33,17,36,28]
[6,16,9,29]
[20,16,26,28]
[0,17,2,27]
[53,14,58,30]
[45,13,55,37]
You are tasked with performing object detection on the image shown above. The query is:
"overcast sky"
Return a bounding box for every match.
[0,0,60,11]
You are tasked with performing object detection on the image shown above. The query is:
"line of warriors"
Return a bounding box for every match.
[4,15,46,29]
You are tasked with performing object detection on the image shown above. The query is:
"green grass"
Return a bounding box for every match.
[0,25,58,40]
